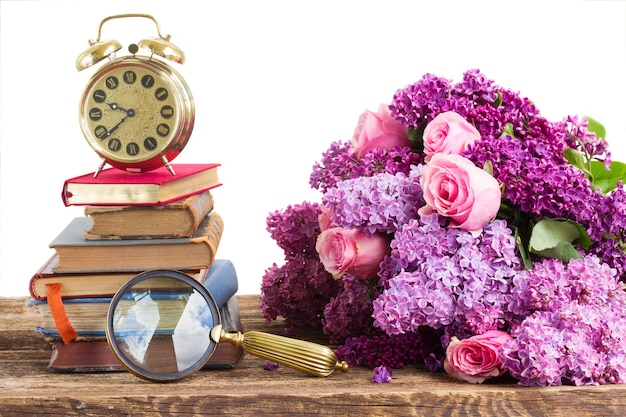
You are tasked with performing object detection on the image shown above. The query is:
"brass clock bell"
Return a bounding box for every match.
[76,14,194,177]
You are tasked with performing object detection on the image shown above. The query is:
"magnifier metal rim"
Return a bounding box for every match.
[106,269,221,382]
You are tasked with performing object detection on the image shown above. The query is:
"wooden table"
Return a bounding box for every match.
[1,295,624,416]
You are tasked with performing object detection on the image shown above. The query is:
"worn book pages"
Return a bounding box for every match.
[50,212,224,272]
[83,190,214,240]
[29,254,208,300]
[62,163,221,206]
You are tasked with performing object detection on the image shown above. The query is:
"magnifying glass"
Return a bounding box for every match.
[106,269,349,382]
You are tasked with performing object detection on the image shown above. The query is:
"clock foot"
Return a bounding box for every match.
[93,159,107,178]
[162,156,176,175]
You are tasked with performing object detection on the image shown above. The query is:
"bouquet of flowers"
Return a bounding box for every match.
[260,69,626,386]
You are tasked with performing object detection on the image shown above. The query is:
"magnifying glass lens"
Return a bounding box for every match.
[107,272,220,381]
[109,269,349,382]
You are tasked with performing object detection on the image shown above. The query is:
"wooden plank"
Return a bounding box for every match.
[0,296,625,416]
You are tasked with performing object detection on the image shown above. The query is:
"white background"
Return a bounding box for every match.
[1,0,625,296]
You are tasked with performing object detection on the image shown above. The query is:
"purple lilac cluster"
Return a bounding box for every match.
[389,69,499,129]
[500,256,626,386]
[260,252,338,328]
[321,274,377,343]
[584,185,626,278]
[391,70,607,225]
[372,215,526,336]
[371,366,393,383]
[309,141,422,194]
[335,330,438,370]
[265,201,321,256]
[566,115,611,166]
[468,114,625,278]
[261,203,340,327]
[391,69,626,280]
[322,166,424,237]
[260,69,626,386]
[471,131,596,220]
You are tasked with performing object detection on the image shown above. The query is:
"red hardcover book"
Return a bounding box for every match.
[61,163,221,206]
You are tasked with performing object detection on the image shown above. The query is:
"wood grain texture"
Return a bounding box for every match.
[1,295,624,416]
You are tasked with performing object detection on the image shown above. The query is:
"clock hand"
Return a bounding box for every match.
[106,103,137,117]
[101,106,136,139]
[106,102,129,112]
[103,115,129,138]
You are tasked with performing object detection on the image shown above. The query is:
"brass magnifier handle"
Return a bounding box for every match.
[210,325,349,377]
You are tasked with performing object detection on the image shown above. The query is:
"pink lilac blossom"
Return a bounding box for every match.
[500,256,626,386]
[371,365,393,383]
[322,166,424,236]
[372,216,526,336]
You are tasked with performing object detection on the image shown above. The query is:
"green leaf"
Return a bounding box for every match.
[483,160,494,176]
[535,242,583,262]
[529,219,591,262]
[365,277,379,301]
[584,115,606,140]
[407,126,424,153]
[500,123,515,139]
[492,92,503,107]
[589,159,626,194]
[563,148,592,178]
[513,225,533,269]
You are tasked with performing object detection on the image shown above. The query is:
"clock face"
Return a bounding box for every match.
[79,56,194,172]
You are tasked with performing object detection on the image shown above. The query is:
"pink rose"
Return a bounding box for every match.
[318,205,334,232]
[351,104,410,158]
[443,330,513,384]
[423,111,481,159]
[315,227,390,279]
[419,153,501,234]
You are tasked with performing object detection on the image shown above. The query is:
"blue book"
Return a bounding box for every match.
[30,259,238,335]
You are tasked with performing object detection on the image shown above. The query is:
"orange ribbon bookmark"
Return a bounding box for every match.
[45,283,78,344]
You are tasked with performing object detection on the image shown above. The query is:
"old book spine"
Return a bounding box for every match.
[186,191,215,233]
[193,211,224,269]
[83,191,215,240]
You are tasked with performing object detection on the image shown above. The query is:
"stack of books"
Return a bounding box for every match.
[28,163,245,372]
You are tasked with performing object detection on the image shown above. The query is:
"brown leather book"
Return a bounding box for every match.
[83,190,214,240]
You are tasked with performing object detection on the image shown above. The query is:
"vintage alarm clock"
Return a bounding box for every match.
[76,14,194,176]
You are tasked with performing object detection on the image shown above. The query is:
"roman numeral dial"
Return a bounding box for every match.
[84,66,175,157]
